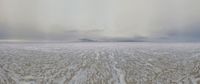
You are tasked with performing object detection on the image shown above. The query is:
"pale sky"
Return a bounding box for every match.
[0,0,200,42]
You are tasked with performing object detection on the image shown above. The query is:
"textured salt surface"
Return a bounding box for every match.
[0,43,200,84]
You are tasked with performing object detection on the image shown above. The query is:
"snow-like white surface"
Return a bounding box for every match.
[0,42,200,84]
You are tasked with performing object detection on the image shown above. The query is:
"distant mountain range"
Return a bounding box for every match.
[79,38,98,42]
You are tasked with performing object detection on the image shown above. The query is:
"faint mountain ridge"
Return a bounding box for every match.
[79,38,99,42]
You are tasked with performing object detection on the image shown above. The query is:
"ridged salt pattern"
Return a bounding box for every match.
[0,43,200,84]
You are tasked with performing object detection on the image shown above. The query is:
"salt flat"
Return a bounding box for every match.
[0,42,200,84]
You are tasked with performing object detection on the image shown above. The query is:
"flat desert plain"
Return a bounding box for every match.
[0,43,200,84]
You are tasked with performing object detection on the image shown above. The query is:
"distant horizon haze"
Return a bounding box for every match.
[0,0,200,42]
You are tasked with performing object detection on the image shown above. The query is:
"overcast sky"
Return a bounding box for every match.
[0,0,200,42]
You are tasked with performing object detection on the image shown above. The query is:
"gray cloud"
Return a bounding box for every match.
[0,0,200,42]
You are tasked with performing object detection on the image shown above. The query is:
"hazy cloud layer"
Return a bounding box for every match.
[0,0,200,42]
